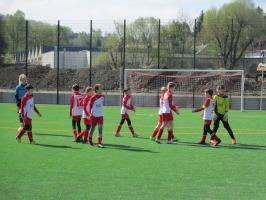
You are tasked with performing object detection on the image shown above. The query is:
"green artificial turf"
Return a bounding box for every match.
[0,103,266,200]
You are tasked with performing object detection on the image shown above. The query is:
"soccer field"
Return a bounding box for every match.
[0,103,266,200]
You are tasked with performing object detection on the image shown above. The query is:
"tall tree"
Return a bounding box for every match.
[0,14,7,64]
[5,10,26,54]
[160,20,192,68]
[201,0,266,69]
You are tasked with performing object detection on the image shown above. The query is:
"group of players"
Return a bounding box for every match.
[15,73,236,148]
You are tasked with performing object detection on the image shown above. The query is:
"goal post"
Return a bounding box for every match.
[124,69,245,112]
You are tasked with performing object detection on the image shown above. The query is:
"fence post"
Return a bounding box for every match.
[260,71,264,111]
[90,20,92,86]
[157,19,161,107]
[56,20,60,105]
[158,19,160,69]
[122,19,126,92]
[192,19,197,108]
[25,20,28,76]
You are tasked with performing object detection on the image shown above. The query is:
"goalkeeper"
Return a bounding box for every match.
[212,85,236,145]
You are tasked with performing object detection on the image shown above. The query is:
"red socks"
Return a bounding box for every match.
[17,128,33,142]
[27,131,33,142]
[78,130,85,137]
[201,135,207,142]
[168,130,173,141]
[73,129,77,139]
[17,128,25,138]
[128,126,135,135]
[116,125,122,134]
[117,125,135,136]
[97,136,102,144]
[157,129,164,140]
[151,128,159,138]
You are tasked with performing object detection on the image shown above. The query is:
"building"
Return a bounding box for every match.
[15,45,99,69]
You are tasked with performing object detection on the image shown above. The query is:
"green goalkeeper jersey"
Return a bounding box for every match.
[213,95,229,115]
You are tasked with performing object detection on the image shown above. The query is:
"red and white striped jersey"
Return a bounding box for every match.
[82,95,92,118]
[20,94,39,119]
[70,92,84,117]
[121,95,134,115]
[89,94,104,117]
[162,90,178,114]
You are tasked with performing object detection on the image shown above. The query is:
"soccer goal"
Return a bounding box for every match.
[124,69,245,111]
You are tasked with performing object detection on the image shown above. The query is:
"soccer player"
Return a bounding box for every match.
[150,86,166,140]
[115,87,138,137]
[15,74,27,123]
[212,85,236,144]
[156,82,179,144]
[76,86,93,143]
[16,84,41,144]
[88,84,105,148]
[70,84,84,142]
[192,89,221,146]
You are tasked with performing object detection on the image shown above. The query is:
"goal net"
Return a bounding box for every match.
[124,69,245,111]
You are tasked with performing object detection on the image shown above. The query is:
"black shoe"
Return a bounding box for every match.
[76,136,82,143]
[89,141,93,146]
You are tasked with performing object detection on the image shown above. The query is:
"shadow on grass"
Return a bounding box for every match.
[178,141,266,151]
[177,141,215,148]
[36,143,80,149]
[35,132,72,138]
[237,143,266,149]
[104,143,159,153]
[135,136,150,140]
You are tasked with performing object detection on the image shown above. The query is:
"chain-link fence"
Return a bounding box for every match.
[0,18,265,110]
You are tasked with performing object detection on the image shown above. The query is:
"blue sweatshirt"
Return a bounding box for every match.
[15,84,27,101]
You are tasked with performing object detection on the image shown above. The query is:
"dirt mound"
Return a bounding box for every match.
[0,64,261,95]
[0,65,120,91]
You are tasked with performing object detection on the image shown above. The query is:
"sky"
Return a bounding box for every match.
[0,0,265,32]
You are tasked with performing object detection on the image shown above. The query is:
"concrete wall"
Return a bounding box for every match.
[1,91,266,110]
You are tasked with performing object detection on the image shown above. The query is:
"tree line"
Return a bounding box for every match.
[0,0,265,69]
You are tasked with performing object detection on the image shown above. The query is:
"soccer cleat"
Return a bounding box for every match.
[115,134,121,137]
[209,139,216,145]
[232,138,237,145]
[97,144,104,148]
[150,136,155,141]
[212,138,221,147]
[155,139,161,144]
[172,138,179,142]
[16,137,21,143]
[133,133,139,138]
[89,141,94,146]
[30,140,36,145]
[167,140,177,144]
